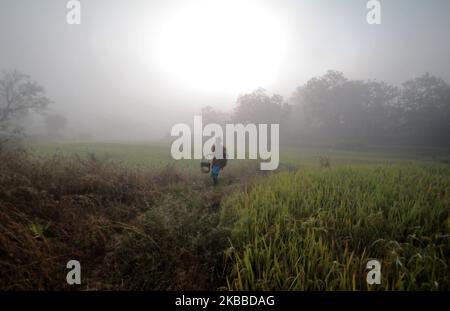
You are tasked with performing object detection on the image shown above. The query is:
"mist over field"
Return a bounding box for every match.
[1,0,450,144]
[0,0,449,295]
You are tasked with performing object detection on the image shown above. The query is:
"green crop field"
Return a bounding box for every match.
[1,142,449,290]
[220,165,450,290]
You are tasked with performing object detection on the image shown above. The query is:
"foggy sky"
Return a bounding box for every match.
[1,0,450,141]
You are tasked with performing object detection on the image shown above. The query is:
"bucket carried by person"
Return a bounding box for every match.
[200,153,213,173]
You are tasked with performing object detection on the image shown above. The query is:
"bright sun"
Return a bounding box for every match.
[155,0,287,93]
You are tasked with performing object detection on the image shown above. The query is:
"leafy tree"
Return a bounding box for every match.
[291,71,401,145]
[233,87,290,124]
[201,105,230,125]
[399,73,450,146]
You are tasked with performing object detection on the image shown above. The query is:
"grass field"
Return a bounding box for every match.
[29,141,450,175]
[220,165,450,290]
[0,142,449,290]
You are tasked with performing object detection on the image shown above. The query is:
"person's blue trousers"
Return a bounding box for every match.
[211,164,221,185]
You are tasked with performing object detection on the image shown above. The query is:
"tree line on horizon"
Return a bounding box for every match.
[1,69,449,150]
[203,70,450,149]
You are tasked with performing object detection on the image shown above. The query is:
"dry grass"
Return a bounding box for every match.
[0,150,229,290]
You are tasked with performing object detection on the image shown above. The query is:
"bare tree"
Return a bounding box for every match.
[0,70,50,147]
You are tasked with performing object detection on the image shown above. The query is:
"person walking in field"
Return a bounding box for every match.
[210,137,227,185]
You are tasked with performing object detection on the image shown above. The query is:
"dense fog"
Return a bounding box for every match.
[1,0,449,146]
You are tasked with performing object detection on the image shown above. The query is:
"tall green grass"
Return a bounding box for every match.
[220,165,450,290]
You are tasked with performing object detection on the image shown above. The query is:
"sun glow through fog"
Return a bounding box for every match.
[155,0,287,93]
